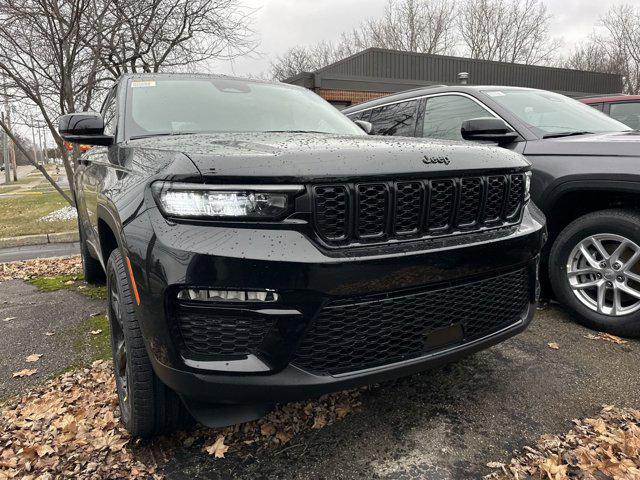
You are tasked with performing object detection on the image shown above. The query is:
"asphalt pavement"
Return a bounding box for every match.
[0,280,105,399]
[156,305,640,480]
[0,242,80,263]
[1,274,638,479]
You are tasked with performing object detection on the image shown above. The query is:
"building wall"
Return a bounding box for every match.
[316,89,388,108]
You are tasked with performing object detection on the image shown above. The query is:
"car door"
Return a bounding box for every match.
[80,88,118,257]
[416,93,524,153]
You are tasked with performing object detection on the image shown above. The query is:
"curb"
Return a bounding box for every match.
[0,231,79,249]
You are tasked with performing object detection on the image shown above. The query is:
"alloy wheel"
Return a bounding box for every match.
[567,233,640,316]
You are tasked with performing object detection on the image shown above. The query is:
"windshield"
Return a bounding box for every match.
[482,89,631,135]
[125,77,365,139]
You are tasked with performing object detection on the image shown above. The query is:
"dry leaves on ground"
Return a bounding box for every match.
[198,386,364,458]
[584,332,628,345]
[547,342,560,350]
[11,369,37,378]
[25,354,42,363]
[0,360,157,479]
[1,360,364,478]
[485,405,640,480]
[0,256,81,282]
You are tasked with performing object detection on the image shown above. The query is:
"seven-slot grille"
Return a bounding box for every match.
[312,173,526,245]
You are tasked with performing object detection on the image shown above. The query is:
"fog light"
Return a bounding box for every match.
[177,288,279,302]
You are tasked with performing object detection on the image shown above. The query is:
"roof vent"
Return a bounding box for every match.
[458,72,469,85]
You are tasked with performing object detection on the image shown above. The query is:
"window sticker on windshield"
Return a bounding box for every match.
[131,80,156,88]
[486,91,505,97]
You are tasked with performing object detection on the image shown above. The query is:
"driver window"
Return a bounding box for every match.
[423,95,494,140]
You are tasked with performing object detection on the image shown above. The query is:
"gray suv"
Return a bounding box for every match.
[345,85,640,337]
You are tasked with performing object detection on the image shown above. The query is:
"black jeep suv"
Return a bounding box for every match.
[59,74,545,437]
[345,86,640,337]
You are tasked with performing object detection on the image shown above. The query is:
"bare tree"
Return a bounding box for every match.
[564,37,626,77]
[457,0,560,65]
[270,41,350,81]
[269,0,457,80]
[598,4,640,94]
[0,0,256,204]
[344,0,457,55]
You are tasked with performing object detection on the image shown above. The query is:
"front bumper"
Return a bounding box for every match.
[123,204,545,405]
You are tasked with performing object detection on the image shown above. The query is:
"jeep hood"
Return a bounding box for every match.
[524,131,640,157]
[127,132,528,182]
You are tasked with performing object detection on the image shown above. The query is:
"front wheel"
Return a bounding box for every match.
[78,220,105,285]
[107,249,192,437]
[549,209,640,337]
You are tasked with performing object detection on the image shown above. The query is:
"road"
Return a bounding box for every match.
[0,242,79,263]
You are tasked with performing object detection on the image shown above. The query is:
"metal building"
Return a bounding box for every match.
[284,48,623,109]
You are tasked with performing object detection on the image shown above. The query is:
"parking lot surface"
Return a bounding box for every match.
[156,305,639,480]
[1,275,637,479]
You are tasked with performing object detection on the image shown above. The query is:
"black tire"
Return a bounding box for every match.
[107,249,192,437]
[549,209,640,338]
[78,221,105,285]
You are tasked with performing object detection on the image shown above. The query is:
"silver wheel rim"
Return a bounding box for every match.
[567,233,640,316]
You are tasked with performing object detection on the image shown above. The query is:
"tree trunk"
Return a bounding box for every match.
[0,119,74,206]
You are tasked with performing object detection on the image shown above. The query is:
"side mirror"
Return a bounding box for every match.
[354,120,373,134]
[58,112,113,146]
[461,117,519,146]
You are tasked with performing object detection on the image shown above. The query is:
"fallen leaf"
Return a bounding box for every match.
[2,317,16,322]
[275,430,293,444]
[12,368,37,378]
[486,461,505,468]
[260,423,276,436]
[547,342,560,350]
[90,329,102,335]
[35,445,54,457]
[204,435,229,458]
[599,333,626,345]
[45,332,55,336]
[26,354,43,363]
[311,414,327,430]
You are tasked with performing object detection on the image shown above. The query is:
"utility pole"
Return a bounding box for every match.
[37,125,44,165]
[1,112,9,183]
[30,115,39,164]
[3,85,16,181]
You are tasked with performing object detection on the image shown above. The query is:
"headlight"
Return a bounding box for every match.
[152,182,303,219]
[525,171,532,198]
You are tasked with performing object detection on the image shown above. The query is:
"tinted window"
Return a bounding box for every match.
[346,110,370,122]
[368,100,418,136]
[126,78,365,138]
[609,102,640,130]
[422,96,492,140]
[587,102,604,111]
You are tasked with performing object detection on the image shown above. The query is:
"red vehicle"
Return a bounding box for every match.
[580,95,640,130]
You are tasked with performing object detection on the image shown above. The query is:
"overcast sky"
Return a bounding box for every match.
[211,0,621,77]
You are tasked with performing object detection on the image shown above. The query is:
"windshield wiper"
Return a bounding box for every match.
[262,130,330,134]
[130,132,197,140]
[543,131,593,139]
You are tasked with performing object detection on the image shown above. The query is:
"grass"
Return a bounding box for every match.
[29,274,107,300]
[74,314,111,362]
[0,185,21,194]
[0,190,75,238]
